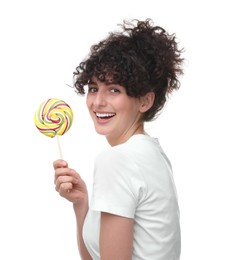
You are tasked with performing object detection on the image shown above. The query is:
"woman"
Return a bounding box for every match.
[54,18,184,260]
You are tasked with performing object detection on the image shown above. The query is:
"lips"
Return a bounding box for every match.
[95,112,116,119]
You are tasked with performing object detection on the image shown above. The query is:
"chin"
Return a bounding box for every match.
[94,127,110,136]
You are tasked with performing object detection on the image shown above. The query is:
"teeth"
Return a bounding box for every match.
[96,112,115,118]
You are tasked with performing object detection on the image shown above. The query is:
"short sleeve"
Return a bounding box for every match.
[90,148,144,219]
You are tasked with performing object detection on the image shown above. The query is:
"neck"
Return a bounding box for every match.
[106,124,145,146]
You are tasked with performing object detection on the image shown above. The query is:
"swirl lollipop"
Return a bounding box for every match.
[34,98,74,158]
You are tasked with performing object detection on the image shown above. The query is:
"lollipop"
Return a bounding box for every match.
[34,98,74,158]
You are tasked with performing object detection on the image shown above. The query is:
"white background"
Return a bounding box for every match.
[0,0,235,259]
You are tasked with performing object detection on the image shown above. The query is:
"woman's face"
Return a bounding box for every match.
[86,77,144,146]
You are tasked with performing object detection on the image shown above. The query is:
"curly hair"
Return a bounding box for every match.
[73,18,184,121]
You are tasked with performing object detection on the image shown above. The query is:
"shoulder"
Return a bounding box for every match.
[96,134,159,162]
[93,134,162,184]
[94,144,139,180]
[95,138,137,168]
[93,136,156,186]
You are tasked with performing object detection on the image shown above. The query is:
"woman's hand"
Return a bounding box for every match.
[54,160,92,260]
[53,159,88,205]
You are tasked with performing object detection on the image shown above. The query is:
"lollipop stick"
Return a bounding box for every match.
[56,135,70,192]
[56,135,63,159]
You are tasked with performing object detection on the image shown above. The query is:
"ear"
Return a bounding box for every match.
[139,92,155,113]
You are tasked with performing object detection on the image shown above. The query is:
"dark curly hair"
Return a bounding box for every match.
[73,18,184,121]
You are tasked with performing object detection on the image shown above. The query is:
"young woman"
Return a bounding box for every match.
[53,18,184,260]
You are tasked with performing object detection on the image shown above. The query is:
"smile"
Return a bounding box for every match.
[95,112,116,119]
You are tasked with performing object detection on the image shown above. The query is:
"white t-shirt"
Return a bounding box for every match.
[83,134,181,260]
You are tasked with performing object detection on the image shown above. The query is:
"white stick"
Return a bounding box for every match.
[56,135,63,159]
[56,136,69,192]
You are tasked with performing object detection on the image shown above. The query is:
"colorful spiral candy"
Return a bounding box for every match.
[34,98,74,138]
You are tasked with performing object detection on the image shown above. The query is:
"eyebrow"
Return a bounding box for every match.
[88,79,97,85]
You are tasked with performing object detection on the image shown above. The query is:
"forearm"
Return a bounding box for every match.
[73,200,92,260]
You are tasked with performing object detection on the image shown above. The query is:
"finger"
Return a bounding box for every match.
[54,168,71,184]
[58,182,73,195]
[53,159,68,170]
[55,167,74,177]
[55,175,79,191]
[54,168,79,183]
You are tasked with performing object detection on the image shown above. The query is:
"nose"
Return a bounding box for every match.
[93,90,107,107]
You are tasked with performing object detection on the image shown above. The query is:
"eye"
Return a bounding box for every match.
[88,86,98,93]
[110,88,120,93]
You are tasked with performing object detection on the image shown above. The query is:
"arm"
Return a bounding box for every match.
[100,212,134,260]
[53,159,92,260]
[73,201,92,260]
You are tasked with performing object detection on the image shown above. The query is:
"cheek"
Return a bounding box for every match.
[86,96,91,109]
